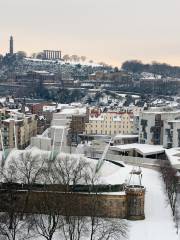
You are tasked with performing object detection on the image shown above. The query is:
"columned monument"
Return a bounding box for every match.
[43,50,61,60]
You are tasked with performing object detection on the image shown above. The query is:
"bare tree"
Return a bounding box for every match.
[63,54,70,62]
[16,152,46,184]
[2,151,49,220]
[80,56,86,62]
[71,55,80,62]
[61,215,87,240]
[36,52,44,59]
[160,160,180,235]
[16,51,27,58]
[160,162,178,215]
[47,153,91,186]
[0,212,33,240]
[0,178,34,240]
[87,216,128,240]
[174,192,180,234]
[31,53,37,58]
[29,192,63,240]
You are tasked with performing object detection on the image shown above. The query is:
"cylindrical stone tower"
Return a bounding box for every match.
[126,185,145,220]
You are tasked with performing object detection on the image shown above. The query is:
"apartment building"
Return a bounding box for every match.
[164,120,180,148]
[139,107,180,145]
[1,114,37,150]
[85,108,134,136]
[0,109,11,126]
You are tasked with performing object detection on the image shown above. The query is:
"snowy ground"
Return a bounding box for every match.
[128,167,177,240]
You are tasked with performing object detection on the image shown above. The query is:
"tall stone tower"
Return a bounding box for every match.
[9,36,14,55]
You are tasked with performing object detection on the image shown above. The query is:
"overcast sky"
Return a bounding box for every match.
[0,0,179,66]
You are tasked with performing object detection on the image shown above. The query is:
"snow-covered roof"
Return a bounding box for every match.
[165,148,180,170]
[51,125,68,129]
[33,70,53,75]
[60,107,86,115]
[70,102,83,107]
[167,120,180,123]
[43,105,56,112]
[140,72,162,80]
[56,104,70,110]
[143,107,180,114]
[110,143,165,156]
[3,118,23,123]
[114,134,138,140]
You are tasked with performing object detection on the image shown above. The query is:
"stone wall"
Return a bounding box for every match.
[0,189,145,220]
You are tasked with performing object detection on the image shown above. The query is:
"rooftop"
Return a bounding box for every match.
[114,134,139,140]
[165,148,180,170]
[110,143,165,156]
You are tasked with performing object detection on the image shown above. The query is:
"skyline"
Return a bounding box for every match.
[0,0,180,66]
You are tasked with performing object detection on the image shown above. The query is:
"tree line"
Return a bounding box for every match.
[160,160,180,234]
[122,60,180,78]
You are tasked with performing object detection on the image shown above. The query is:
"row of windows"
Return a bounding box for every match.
[86,130,132,135]
[89,125,133,129]
[90,120,131,124]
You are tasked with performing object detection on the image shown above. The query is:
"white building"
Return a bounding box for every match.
[31,106,87,152]
[139,107,180,146]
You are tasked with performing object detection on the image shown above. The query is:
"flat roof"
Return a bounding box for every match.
[114,134,138,140]
[165,148,180,170]
[167,120,180,123]
[110,143,165,156]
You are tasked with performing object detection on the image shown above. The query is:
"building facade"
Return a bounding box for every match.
[85,108,134,136]
[164,120,180,148]
[1,114,37,150]
[139,107,180,146]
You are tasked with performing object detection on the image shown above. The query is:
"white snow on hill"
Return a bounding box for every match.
[25,57,101,67]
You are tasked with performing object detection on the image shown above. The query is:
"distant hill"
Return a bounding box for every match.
[121,60,180,78]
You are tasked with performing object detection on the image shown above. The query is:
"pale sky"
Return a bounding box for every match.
[0,0,179,66]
